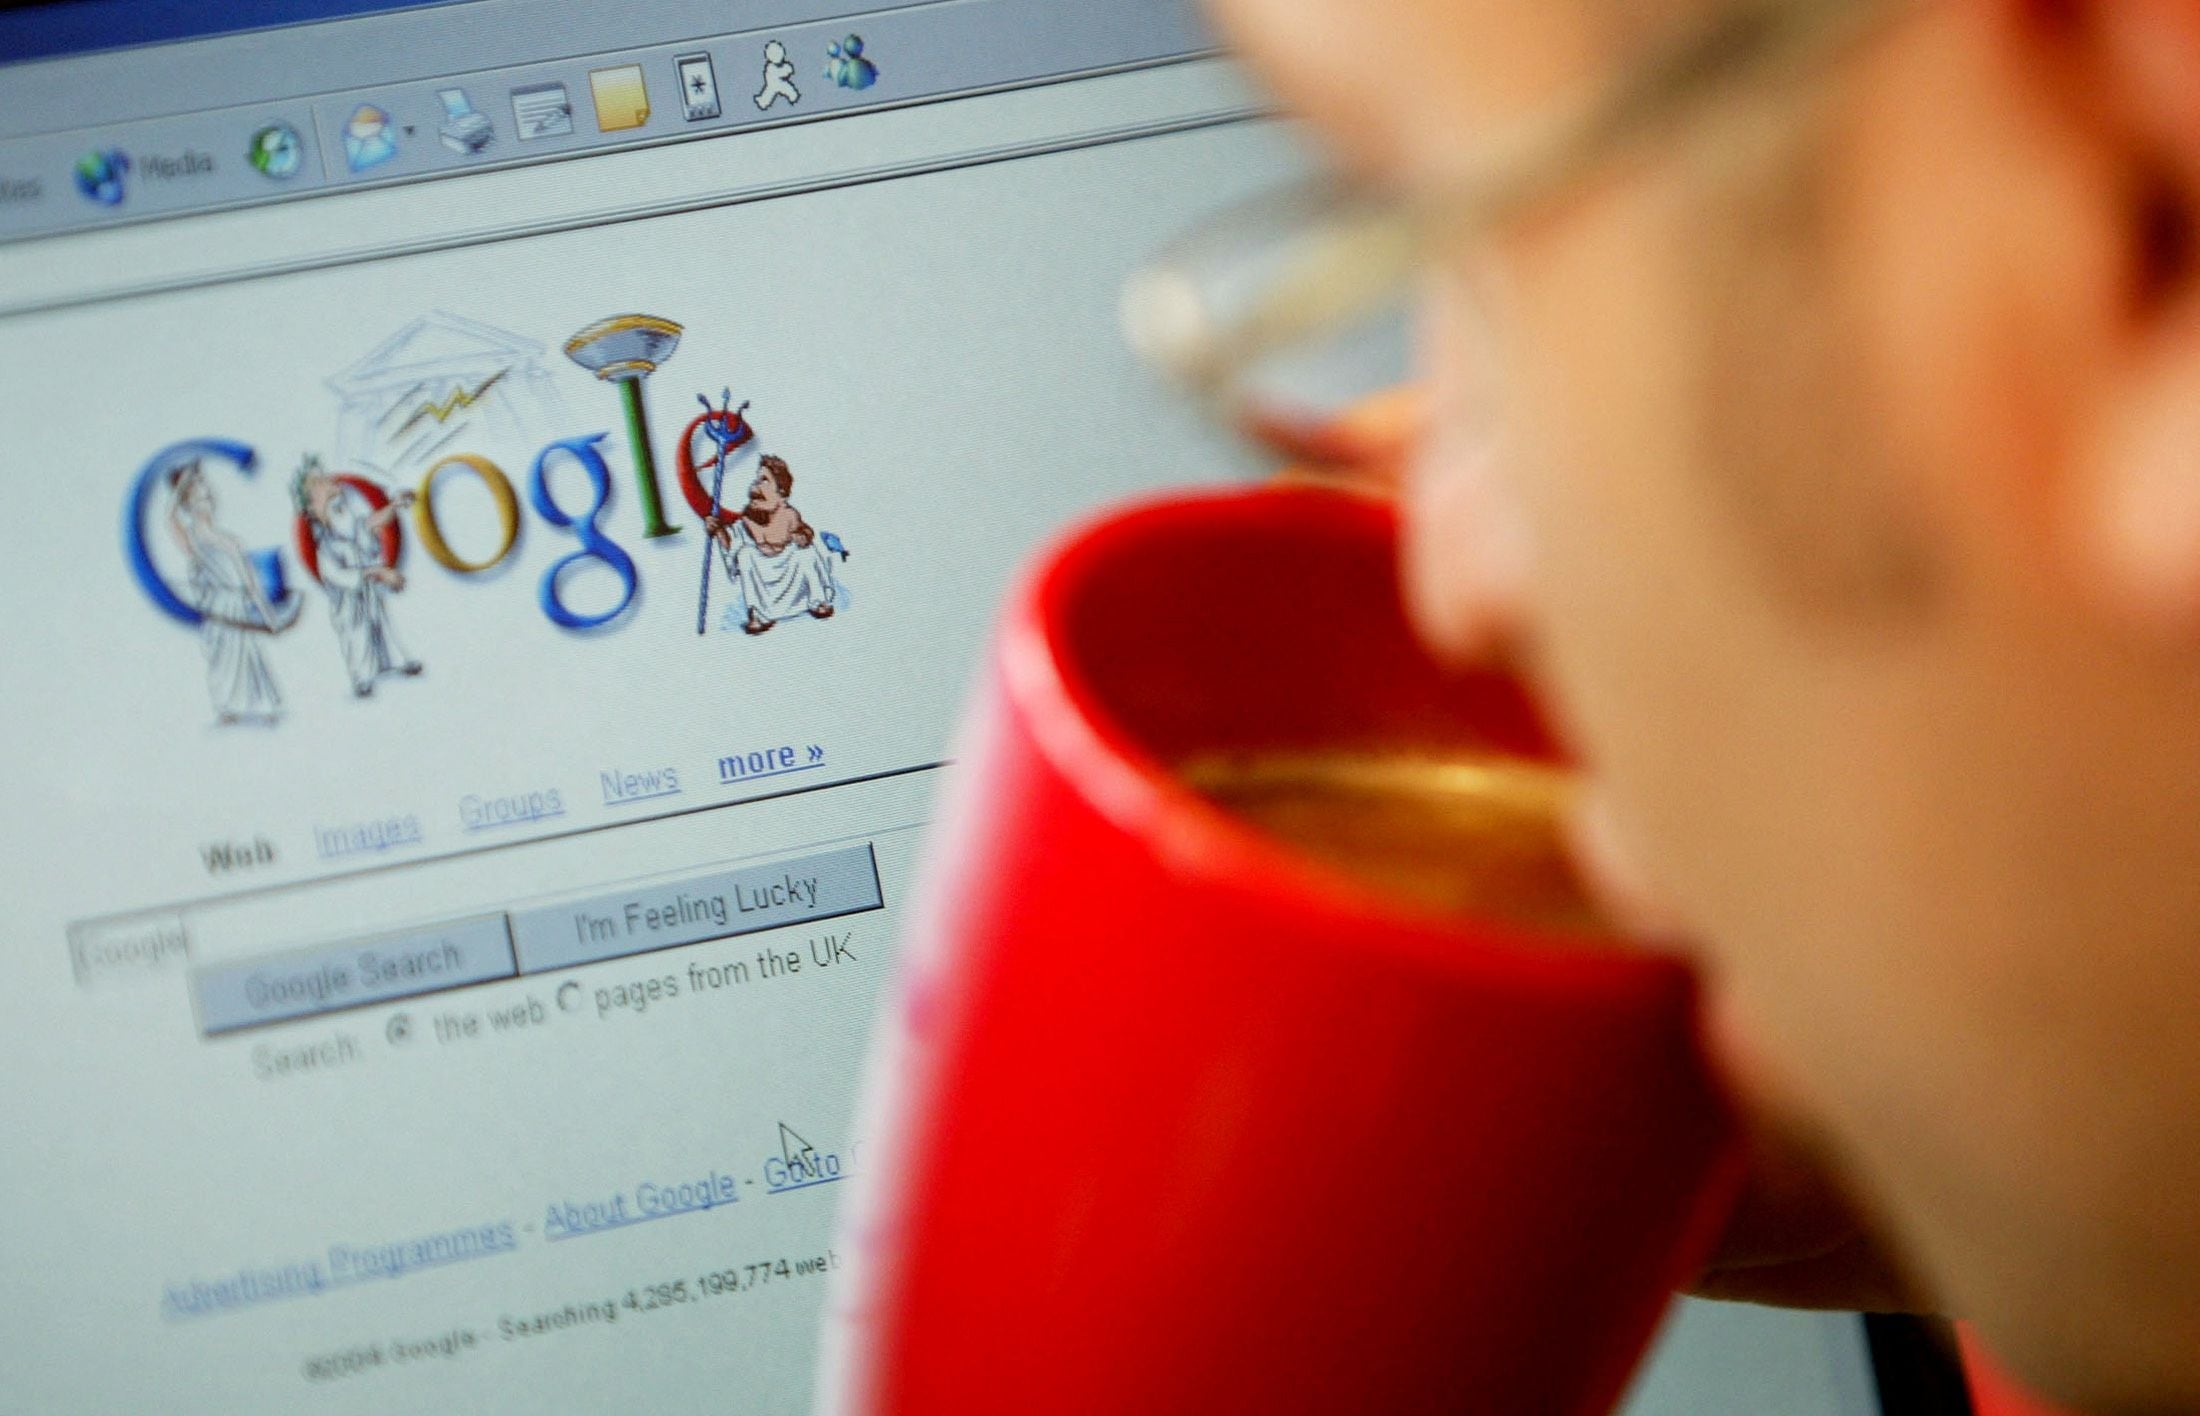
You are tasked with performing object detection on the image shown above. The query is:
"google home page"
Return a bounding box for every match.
[0,2,1884,1411]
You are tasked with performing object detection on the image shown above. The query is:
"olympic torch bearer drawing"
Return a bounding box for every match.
[564,314,683,538]
[694,389,751,635]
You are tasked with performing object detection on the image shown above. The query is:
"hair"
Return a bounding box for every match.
[759,454,793,496]
[291,454,328,516]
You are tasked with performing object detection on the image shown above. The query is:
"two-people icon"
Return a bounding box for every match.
[823,34,879,91]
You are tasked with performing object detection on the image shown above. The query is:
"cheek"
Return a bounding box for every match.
[1483,189,1812,933]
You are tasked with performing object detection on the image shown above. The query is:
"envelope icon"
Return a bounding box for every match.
[588,64,650,131]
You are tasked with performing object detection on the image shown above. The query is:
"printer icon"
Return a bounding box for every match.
[437,88,494,155]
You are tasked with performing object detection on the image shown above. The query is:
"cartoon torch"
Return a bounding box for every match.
[694,388,751,635]
[564,314,683,538]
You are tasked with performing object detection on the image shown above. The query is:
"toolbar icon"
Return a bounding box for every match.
[675,52,722,122]
[754,40,799,111]
[511,81,574,140]
[824,34,878,91]
[343,104,398,172]
[248,123,303,179]
[588,64,650,132]
[437,88,493,154]
[73,148,128,205]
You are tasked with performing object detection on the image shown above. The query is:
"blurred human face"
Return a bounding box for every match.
[181,473,215,523]
[1205,0,1874,1088]
[1212,0,2200,1404]
[305,473,340,523]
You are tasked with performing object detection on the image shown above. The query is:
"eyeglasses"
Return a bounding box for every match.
[1120,0,1904,473]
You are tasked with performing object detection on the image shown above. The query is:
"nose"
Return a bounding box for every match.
[1400,423,1531,664]
[1398,273,1531,666]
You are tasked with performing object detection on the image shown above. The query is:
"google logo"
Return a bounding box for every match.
[123,403,752,633]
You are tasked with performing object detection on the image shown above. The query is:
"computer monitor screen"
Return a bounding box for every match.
[0,2,1923,1410]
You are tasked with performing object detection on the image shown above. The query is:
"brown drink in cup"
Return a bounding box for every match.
[1177,747,1609,936]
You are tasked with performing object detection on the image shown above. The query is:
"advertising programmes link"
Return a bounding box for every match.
[121,311,856,726]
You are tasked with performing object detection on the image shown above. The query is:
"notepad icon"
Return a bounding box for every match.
[588,64,650,132]
[511,82,574,140]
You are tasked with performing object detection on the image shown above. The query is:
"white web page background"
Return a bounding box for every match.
[0,76,1288,1411]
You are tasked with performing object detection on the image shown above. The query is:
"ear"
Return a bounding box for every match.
[2057,0,2200,634]
[1841,0,2200,636]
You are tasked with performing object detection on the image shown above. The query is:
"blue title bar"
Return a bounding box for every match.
[0,0,472,67]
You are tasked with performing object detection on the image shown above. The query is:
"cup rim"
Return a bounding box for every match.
[1002,482,1698,999]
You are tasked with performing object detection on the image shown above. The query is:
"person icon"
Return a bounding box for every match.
[165,460,295,725]
[702,455,840,634]
[295,458,423,697]
[755,40,800,110]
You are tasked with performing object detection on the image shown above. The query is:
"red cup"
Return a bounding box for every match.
[1961,1327,2079,1416]
[821,486,1746,1415]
